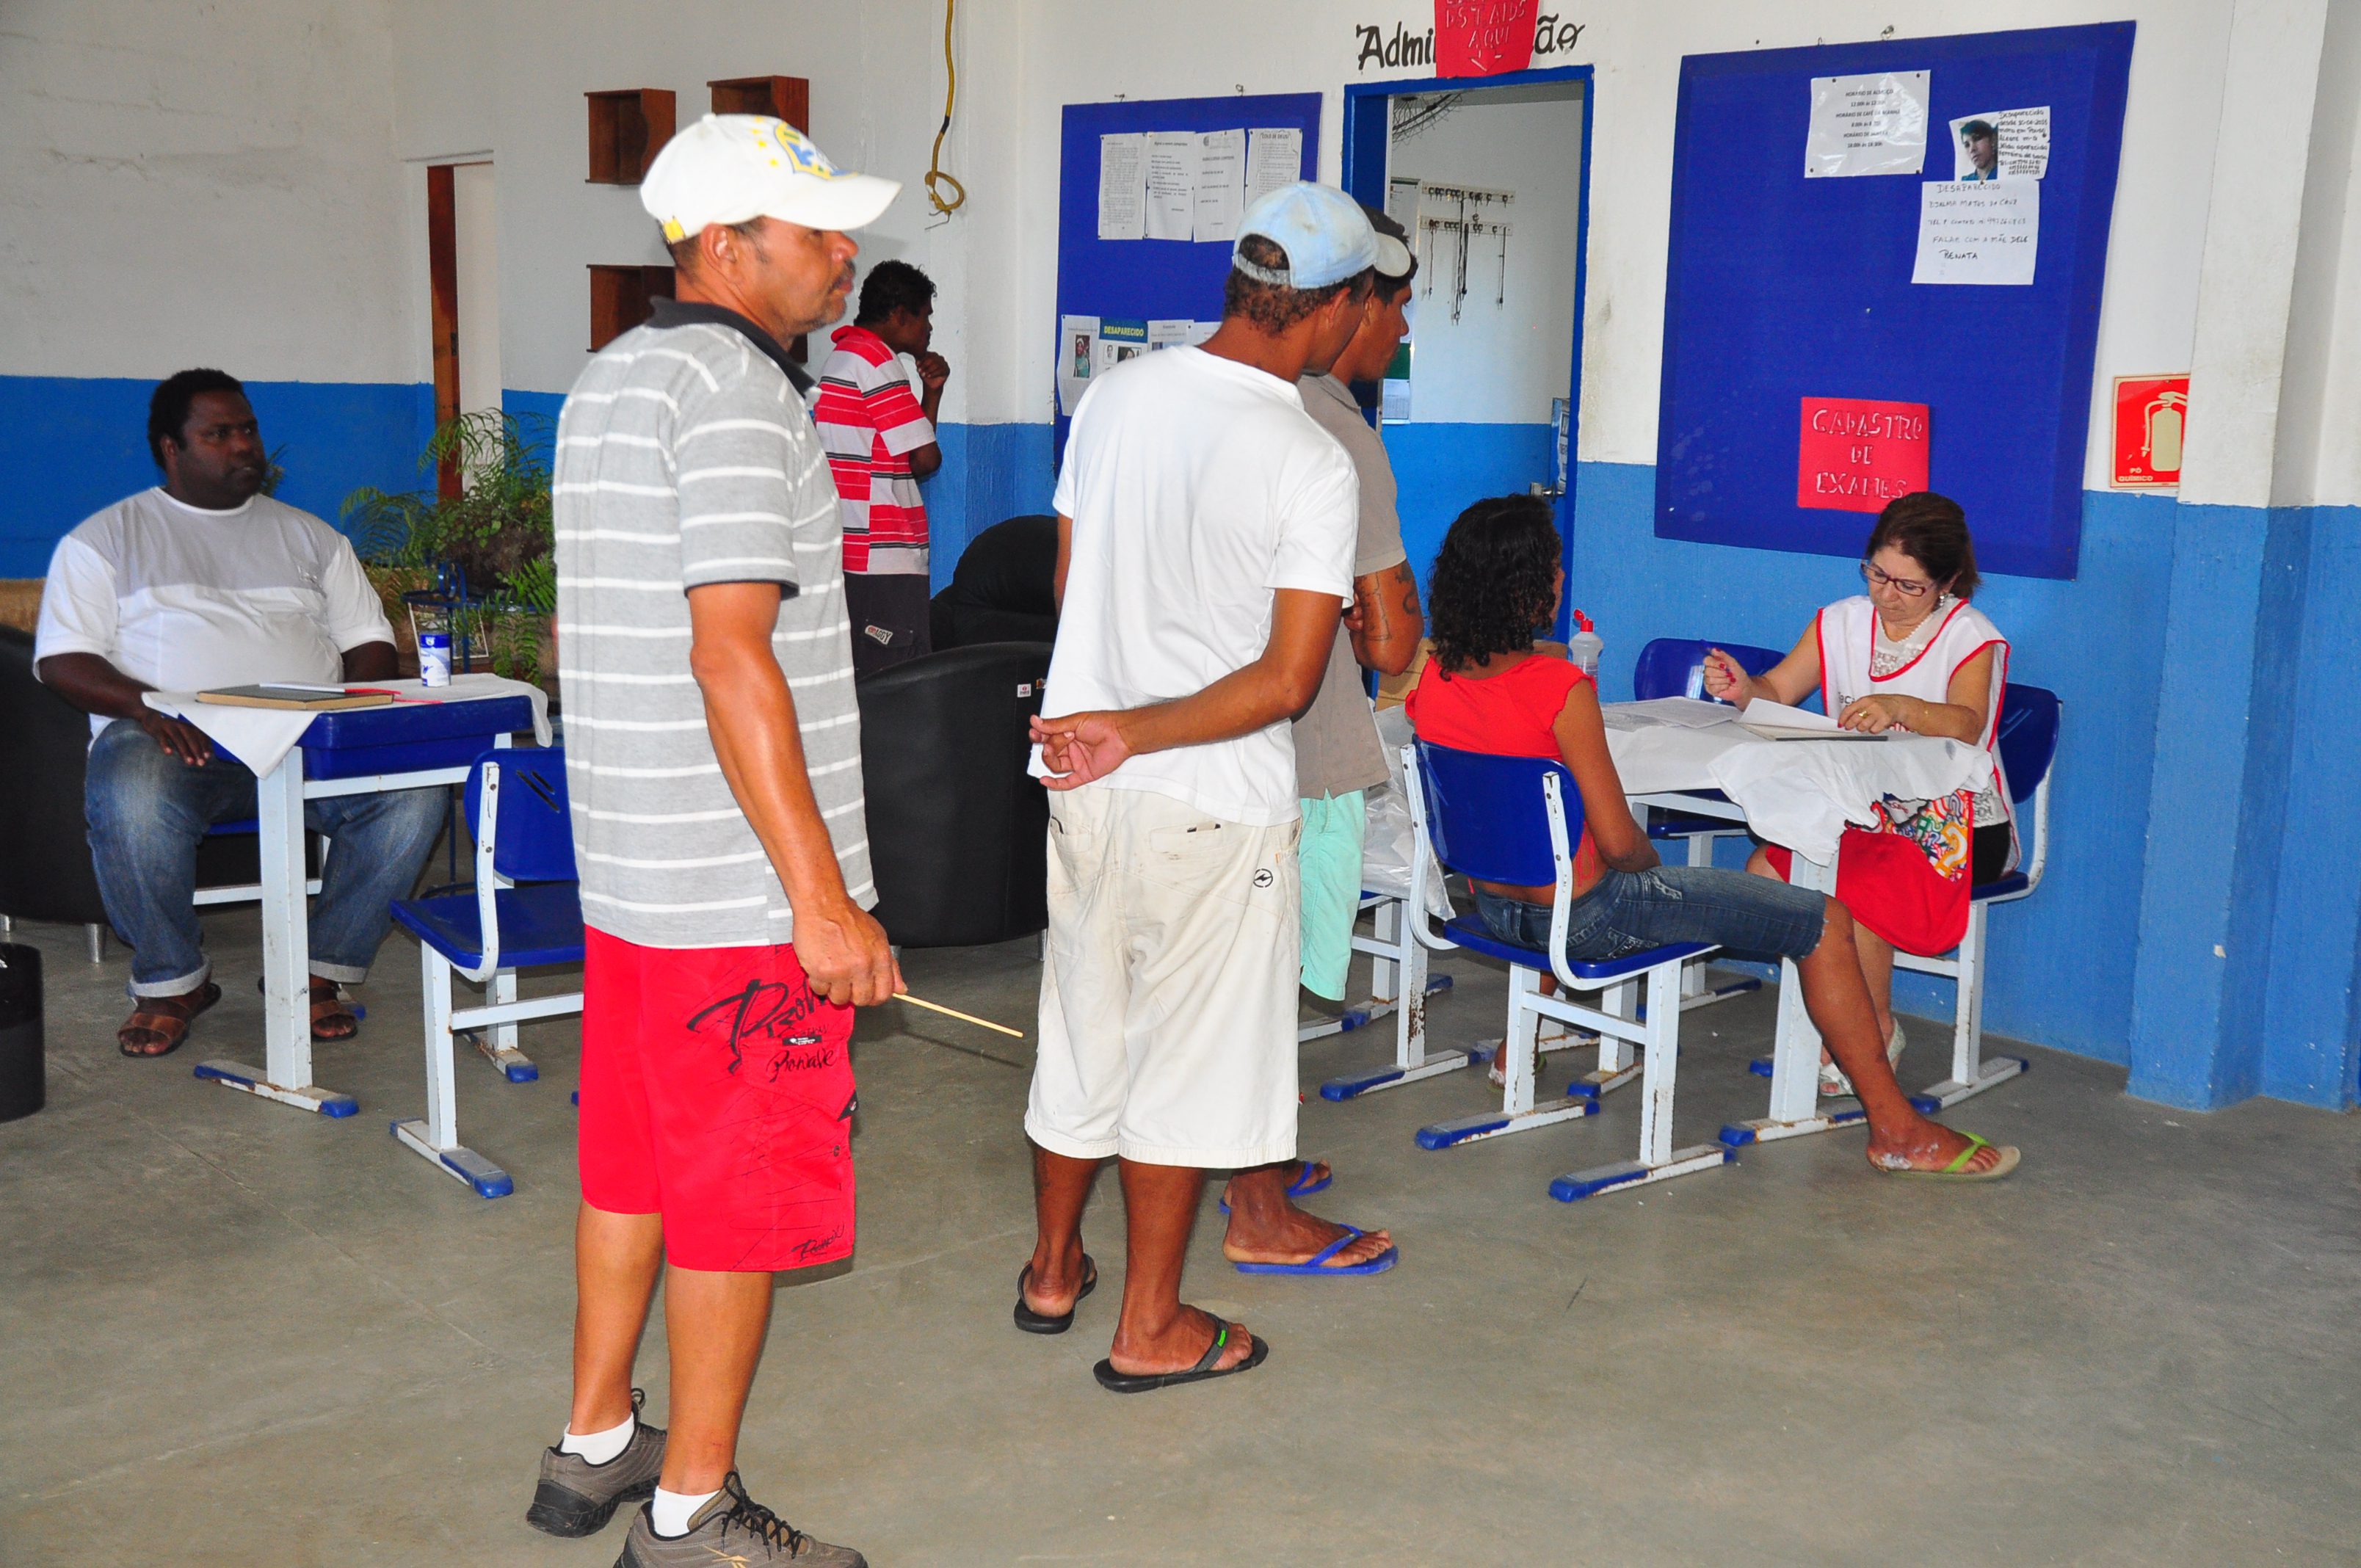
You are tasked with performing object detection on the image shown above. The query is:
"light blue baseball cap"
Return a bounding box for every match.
[1233,182,1379,290]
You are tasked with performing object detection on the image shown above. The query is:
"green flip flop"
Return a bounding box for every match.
[1884,1130,2020,1182]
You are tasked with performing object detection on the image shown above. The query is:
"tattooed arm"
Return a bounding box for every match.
[1346,560,1423,677]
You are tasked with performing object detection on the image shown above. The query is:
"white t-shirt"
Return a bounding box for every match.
[1038,346,1357,826]
[35,487,396,736]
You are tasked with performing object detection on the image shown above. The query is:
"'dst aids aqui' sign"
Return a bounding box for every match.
[1796,396,1930,513]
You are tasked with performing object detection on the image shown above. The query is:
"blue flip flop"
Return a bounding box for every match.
[1233,1226,1399,1277]
[1216,1160,1332,1215]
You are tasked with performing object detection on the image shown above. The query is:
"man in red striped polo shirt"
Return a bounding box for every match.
[815,259,949,675]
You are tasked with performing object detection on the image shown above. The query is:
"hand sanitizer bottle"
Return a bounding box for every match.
[1567,611,1603,678]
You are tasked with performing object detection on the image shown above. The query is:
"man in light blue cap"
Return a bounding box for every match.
[1017,183,1399,1397]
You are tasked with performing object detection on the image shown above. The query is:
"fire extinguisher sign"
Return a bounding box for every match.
[2112,374,2188,489]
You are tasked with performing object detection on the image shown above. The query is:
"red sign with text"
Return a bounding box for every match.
[1796,396,1930,513]
[1435,0,1539,78]
[2111,374,2188,488]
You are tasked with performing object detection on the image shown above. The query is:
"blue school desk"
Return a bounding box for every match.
[192,692,535,1117]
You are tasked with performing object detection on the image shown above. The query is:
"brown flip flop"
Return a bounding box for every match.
[118,981,222,1058]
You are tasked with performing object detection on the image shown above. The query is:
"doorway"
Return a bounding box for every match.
[426,160,501,496]
[1343,68,1591,634]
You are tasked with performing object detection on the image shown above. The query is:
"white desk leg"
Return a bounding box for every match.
[192,753,357,1117]
[1717,848,1864,1148]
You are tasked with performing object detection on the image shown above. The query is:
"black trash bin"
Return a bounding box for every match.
[0,944,43,1122]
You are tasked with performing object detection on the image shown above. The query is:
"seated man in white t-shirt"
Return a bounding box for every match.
[34,370,446,1058]
[1020,186,1396,1394]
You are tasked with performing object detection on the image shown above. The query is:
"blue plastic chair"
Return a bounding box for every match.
[1891,683,2061,1113]
[388,747,584,1198]
[1401,741,1735,1202]
[1629,638,1791,1017]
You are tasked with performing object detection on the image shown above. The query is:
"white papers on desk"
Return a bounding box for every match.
[1143,131,1197,240]
[1244,127,1303,206]
[1097,133,1147,240]
[1194,128,1246,242]
[1603,697,1741,731]
[1912,179,2039,286]
[1738,697,1883,741]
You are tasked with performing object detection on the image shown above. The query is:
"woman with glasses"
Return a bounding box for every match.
[1702,493,2013,1097]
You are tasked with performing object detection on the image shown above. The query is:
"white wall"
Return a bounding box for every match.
[2275,0,2361,508]
[1387,85,1585,426]
[0,0,411,384]
[12,0,2344,508]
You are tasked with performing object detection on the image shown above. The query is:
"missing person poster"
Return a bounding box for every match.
[1912,179,2039,286]
[1949,106,2051,181]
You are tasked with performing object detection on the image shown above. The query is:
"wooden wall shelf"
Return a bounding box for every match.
[708,75,809,131]
[589,264,675,351]
[586,89,675,184]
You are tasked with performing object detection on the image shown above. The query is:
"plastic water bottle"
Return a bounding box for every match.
[1567,611,1603,678]
[418,631,452,688]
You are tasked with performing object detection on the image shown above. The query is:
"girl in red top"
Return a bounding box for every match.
[1406,496,2014,1180]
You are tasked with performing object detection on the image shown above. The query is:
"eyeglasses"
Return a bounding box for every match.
[1860,561,1933,598]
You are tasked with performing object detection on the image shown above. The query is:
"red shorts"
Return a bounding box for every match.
[579,926,857,1272]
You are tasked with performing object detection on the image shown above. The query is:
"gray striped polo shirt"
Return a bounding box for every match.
[554,304,873,950]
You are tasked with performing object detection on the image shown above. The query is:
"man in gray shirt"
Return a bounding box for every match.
[528,115,898,1568]
[1222,212,1426,1226]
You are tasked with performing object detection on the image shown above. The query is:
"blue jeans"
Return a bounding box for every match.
[84,719,449,998]
[1475,864,1827,967]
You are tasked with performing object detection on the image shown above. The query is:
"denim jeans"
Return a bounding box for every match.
[84,719,449,997]
[1475,863,1827,967]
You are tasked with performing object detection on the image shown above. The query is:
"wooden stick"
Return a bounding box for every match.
[895,991,1025,1039]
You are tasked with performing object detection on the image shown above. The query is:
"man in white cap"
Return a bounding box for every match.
[1019,183,1398,1397]
[526,115,899,1567]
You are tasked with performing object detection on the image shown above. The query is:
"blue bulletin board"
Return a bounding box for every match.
[1655,24,2133,580]
[1055,92,1322,452]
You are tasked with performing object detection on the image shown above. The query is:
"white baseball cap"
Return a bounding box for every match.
[642,114,901,242]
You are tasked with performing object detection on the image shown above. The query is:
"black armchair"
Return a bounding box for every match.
[0,626,277,960]
[929,515,1059,651]
[855,641,1053,948]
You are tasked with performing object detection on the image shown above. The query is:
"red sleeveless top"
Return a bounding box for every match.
[1404,653,1603,888]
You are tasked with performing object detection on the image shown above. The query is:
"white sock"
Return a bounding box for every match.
[650,1487,721,1539]
[558,1411,635,1467]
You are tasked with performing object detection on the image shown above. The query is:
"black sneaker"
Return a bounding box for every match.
[616,1471,866,1567]
[526,1389,667,1537]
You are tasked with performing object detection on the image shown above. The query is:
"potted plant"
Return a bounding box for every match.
[341,411,556,687]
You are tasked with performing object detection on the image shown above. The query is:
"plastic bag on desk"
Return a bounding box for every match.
[1360,705,1454,923]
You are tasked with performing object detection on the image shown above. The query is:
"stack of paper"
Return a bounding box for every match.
[1737,697,1885,741]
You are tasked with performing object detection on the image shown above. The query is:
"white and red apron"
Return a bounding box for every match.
[1767,595,2012,955]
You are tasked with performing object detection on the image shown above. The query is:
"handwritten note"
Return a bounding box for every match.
[1912,179,2039,286]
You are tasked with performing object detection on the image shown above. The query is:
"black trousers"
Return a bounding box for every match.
[845,573,934,678]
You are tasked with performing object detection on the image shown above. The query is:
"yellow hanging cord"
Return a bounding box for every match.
[924,0,968,215]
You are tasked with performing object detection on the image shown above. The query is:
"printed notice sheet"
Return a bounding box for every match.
[1057,313,1098,415]
[1949,106,2051,181]
[1096,133,1146,240]
[1143,131,1197,241]
[1244,126,1304,206]
[1194,128,1246,242]
[1146,319,1196,350]
[1803,70,1930,178]
[1912,178,2039,286]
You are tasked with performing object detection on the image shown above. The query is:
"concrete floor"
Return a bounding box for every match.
[2,907,2357,1567]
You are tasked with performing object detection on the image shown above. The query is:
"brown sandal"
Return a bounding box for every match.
[309,981,358,1042]
[118,981,222,1058]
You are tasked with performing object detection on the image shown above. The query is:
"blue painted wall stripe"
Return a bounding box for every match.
[0,374,432,576]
